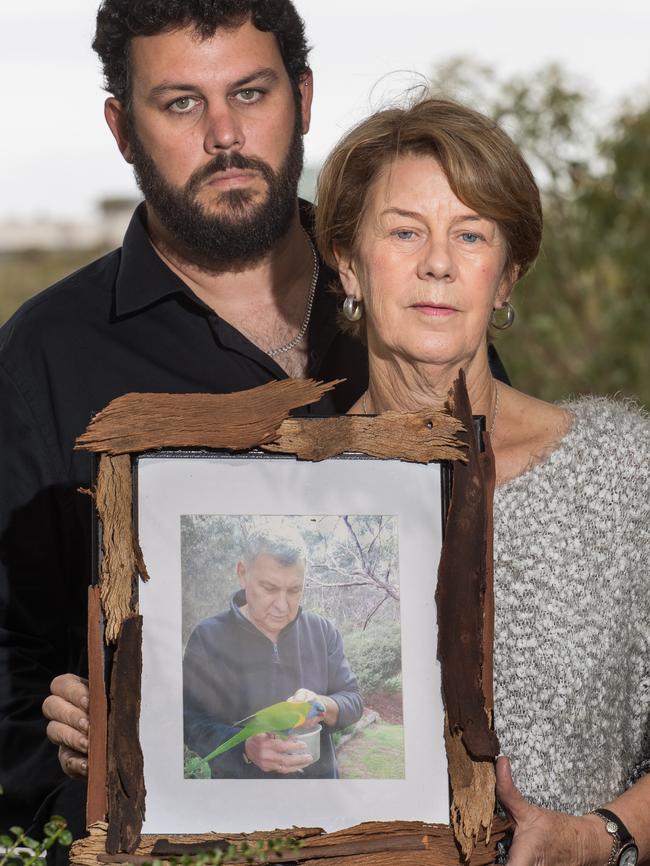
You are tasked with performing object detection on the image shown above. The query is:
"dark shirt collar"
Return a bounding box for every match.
[114,203,191,317]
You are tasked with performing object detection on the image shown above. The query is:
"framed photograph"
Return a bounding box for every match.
[136,452,447,834]
[75,378,505,865]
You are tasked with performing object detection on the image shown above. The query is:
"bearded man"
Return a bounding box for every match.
[0,0,368,842]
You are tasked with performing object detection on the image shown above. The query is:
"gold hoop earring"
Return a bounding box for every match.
[491,302,515,330]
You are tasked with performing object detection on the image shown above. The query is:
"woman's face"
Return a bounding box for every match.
[338,154,513,370]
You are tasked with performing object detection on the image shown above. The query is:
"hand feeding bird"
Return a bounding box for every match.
[202,698,326,762]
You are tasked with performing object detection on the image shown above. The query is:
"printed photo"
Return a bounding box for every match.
[180,514,403,781]
[136,452,447,834]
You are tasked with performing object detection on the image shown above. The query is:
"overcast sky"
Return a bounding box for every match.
[1,0,649,221]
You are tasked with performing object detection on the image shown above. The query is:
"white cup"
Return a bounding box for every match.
[289,724,321,764]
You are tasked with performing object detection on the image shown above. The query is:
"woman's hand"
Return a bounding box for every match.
[496,756,610,866]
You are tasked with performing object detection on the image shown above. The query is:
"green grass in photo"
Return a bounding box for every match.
[336,723,405,780]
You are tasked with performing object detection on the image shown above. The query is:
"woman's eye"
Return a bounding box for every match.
[460,232,481,243]
[394,230,416,240]
[169,96,200,114]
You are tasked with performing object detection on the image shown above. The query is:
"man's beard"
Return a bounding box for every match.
[128,114,304,270]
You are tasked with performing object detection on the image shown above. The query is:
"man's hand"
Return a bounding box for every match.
[496,756,611,866]
[42,674,90,779]
[288,688,339,727]
[244,733,313,774]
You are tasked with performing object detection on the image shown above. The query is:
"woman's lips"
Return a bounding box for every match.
[412,303,457,317]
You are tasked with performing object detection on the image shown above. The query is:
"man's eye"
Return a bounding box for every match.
[235,89,264,104]
[169,96,200,114]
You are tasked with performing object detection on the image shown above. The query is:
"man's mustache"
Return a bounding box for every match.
[187,152,274,194]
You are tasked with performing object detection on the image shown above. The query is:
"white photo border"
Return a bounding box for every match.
[135,451,450,835]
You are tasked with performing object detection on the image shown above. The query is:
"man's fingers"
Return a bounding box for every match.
[42,694,89,732]
[495,756,530,823]
[247,734,311,773]
[274,738,307,754]
[46,719,89,755]
[50,673,89,710]
[58,746,88,780]
[274,737,311,773]
[288,688,317,703]
[275,753,313,774]
[288,689,307,702]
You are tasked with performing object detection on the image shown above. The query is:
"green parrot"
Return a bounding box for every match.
[203,698,326,763]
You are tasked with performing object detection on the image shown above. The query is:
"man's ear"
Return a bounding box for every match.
[297,69,313,135]
[236,560,247,588]
[104,97,134,164]
[333,244,364,301]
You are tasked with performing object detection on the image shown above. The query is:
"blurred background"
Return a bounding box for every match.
[1,0,649,404]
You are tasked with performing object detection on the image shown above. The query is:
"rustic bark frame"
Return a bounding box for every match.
[72,377,508,866]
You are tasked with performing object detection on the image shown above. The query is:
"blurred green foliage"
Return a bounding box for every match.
[341,623,402,695]
[0,813,71,866]
[433,60,650,406]
[184,746,212,780]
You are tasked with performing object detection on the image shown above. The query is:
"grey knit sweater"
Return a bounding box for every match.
[493,397,650,815]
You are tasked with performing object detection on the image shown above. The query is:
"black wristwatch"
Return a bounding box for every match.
[592,808,639,866]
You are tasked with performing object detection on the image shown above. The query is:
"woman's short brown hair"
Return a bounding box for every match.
[315,97,543,338]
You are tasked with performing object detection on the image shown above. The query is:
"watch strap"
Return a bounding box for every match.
[592,809,634,846]
[591,809,638,866]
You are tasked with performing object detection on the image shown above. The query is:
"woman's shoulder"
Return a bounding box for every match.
[563,396,650,497]
[495,389,649,486]
[563,394,649,444]
[494,388,572,484]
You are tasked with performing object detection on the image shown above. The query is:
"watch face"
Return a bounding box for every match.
[619,844,639,866]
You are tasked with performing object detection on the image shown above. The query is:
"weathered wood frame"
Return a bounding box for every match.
[71,377,509,866]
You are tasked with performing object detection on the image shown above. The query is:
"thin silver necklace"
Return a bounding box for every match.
[267,231,319,358]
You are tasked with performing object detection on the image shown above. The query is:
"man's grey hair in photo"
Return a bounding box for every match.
[243,525,309,571]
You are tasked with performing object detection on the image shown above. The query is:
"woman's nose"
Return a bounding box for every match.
[417,239,455,281]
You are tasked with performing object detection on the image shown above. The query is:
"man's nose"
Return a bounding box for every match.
[203,104,244,154]
[273,593,290,612]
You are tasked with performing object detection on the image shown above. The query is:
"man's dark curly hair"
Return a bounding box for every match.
[93,0,311,106]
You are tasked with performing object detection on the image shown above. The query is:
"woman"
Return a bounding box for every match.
[315,98,649,866]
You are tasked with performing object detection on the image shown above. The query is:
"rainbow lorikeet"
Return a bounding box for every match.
[203,698,326,763]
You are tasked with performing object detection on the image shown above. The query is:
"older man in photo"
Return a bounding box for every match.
[183,528,363,778]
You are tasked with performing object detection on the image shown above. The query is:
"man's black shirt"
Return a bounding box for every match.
[0,203,368,830]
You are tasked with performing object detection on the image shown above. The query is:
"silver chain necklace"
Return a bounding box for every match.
[267,231,319,358]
